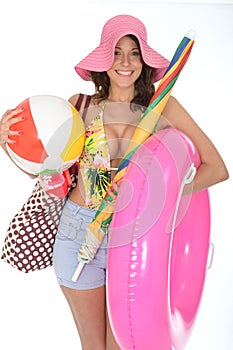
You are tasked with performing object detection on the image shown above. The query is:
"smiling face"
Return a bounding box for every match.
[106,35,143,91]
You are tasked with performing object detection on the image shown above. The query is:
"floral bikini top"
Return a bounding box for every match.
[78,99,112,209]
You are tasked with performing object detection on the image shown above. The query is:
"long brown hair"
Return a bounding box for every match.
[90,35,155,110]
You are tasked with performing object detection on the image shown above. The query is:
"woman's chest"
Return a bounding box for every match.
[104,122,138,160]
[85,102,142,160]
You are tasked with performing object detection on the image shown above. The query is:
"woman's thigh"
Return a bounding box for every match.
[61,285,106,350]
[61,285,120,350]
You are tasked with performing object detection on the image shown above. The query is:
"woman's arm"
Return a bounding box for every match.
[163,96,229,193]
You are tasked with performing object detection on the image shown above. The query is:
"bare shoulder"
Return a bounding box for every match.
[162,95,206,137]
[68,93,93,109]
[68,93,101,126]
[163,96,227,170]
[68,93,80,107]
[163,96,192,125]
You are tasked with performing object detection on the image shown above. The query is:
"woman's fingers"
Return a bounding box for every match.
[0,108,24,144]
[105,181,119,206]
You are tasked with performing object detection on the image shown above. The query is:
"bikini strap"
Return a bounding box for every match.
[101,99,107,111]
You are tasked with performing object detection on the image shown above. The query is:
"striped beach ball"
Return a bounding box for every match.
[6,95,85,175]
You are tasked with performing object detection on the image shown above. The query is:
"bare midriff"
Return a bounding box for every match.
[69,161,119,207]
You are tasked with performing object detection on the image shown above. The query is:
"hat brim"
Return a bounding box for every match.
[75,31,169,83]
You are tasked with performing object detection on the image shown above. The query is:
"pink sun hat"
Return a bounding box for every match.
[75,14,170,83]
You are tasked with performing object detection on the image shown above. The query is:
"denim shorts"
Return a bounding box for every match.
[53,198,108,290]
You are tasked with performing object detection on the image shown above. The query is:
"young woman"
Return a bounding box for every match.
[0,14,229,350]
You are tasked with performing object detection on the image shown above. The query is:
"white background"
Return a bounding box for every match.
[0,1,232,349]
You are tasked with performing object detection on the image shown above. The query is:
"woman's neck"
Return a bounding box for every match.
[108,86,135,103]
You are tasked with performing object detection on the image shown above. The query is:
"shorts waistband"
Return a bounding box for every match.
[66,198,97,218]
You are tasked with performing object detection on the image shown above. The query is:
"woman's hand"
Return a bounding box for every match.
[0,108,24,145]
[1,108,37,178]
[105,181,119,206]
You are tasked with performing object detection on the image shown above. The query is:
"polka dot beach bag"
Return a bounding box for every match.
[1,166,78,273]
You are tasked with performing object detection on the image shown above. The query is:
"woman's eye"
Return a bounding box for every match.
[114,50,140,57]
[131,51,140,56]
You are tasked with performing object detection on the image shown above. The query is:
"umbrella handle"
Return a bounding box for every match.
[71,261,85,282]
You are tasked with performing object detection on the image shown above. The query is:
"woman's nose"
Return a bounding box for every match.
[121,54,130,66]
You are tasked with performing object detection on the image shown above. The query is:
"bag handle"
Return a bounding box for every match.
[75,93,91,122]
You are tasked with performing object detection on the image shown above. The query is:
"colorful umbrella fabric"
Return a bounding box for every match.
[72,30,195,281]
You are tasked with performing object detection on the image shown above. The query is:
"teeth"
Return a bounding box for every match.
[117,70,132,76]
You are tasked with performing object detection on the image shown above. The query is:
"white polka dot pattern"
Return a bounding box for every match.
[1,166,78,273]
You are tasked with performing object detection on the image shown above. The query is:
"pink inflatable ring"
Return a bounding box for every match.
[107,128,211,350]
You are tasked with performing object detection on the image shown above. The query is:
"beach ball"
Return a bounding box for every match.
[6,95,85,175]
